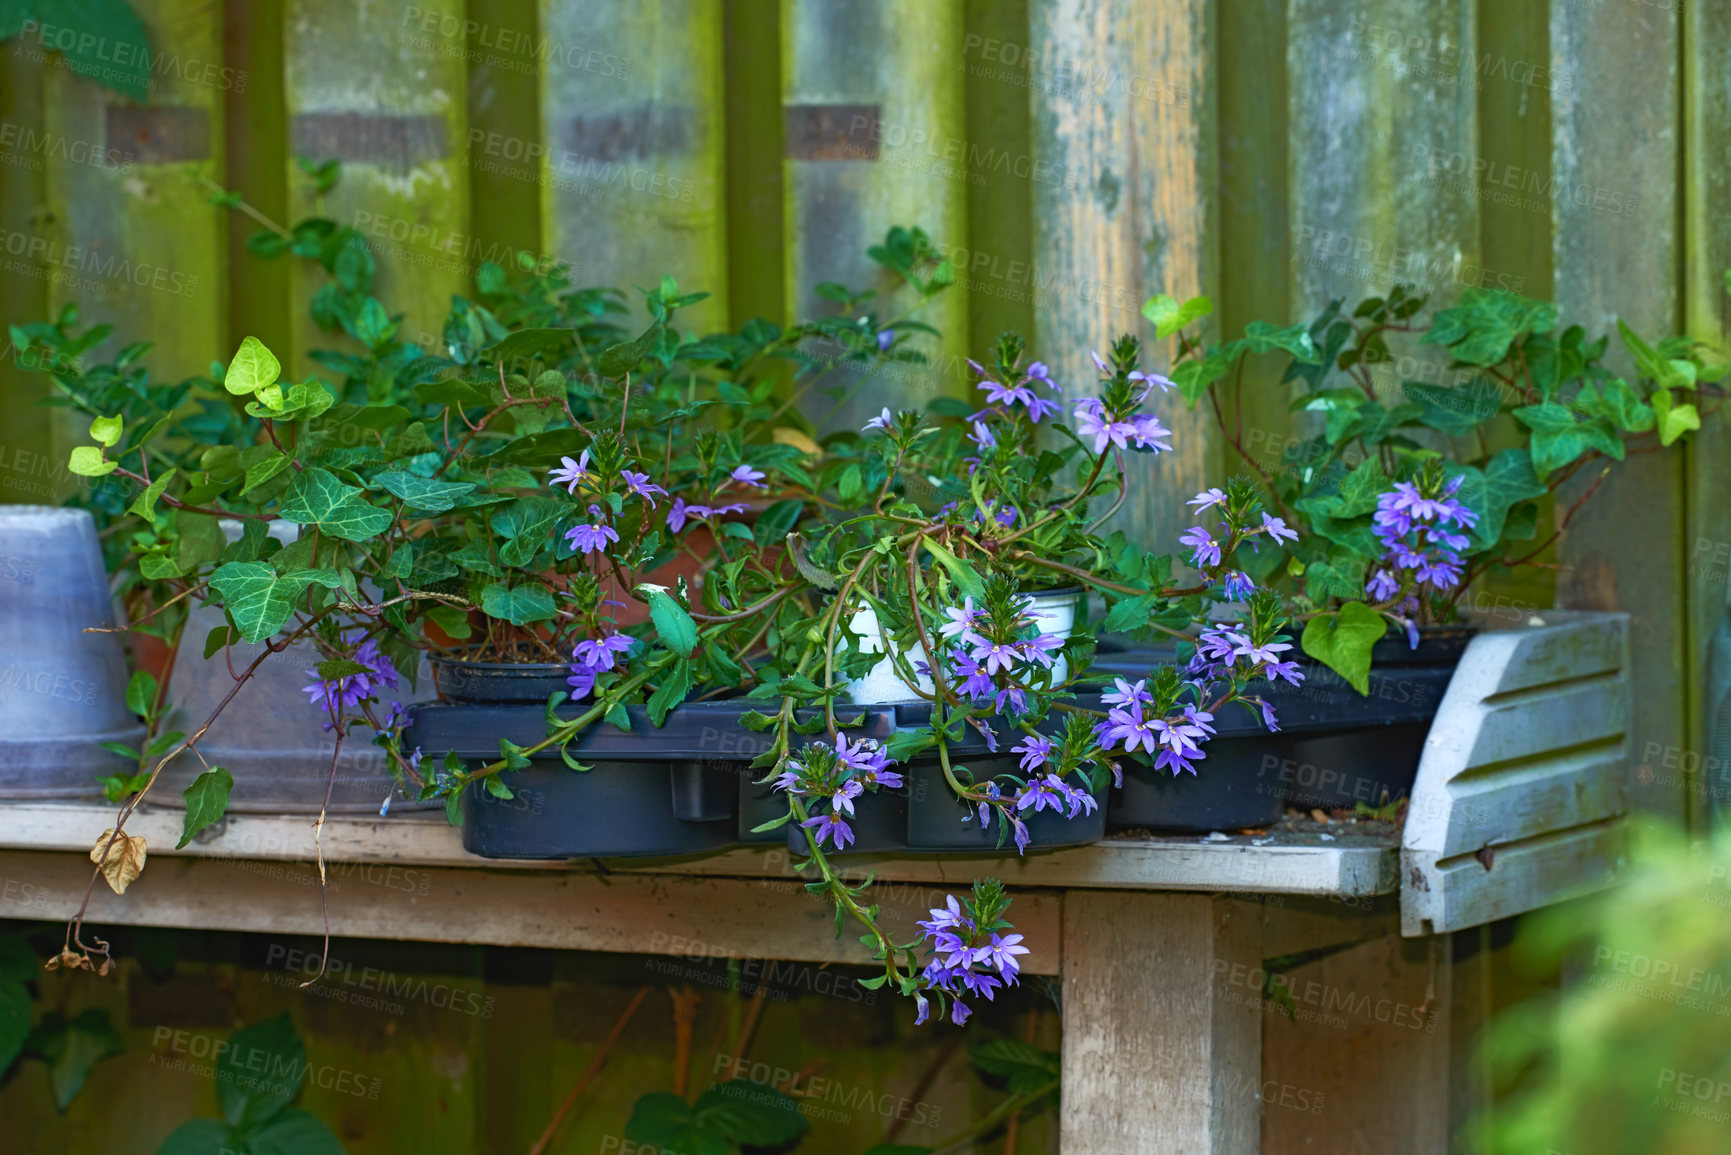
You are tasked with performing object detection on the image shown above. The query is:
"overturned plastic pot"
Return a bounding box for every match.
[158,521,436,814]
[0,506,143,798]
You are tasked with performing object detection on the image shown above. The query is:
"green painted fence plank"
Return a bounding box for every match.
[225,0,292,365]
[0,47,55,507]
[724,0,786,332]
[285,0,470,371]
[782,0,970,423]
[463,0,544,266]
[537,0,728,334]
[1682,0,1731,832]
[1549,0,1685,821]
[961,0,1034,356]
[42,0,226,385]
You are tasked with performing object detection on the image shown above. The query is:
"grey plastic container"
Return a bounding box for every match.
[158,521,436,814]
[0,506,143,798]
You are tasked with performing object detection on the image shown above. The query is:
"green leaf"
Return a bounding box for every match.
[498,739,532,771]
[1445,450,1549,550]
[1651,388,1701,447]
[217,1015,304,1129]
[597,322,663,377]
[489,496,565,566]
[154,1119,237,1155]
[647,662,692,727]
[922,538,985,599]
[1142,293,1213,340]
[67,446,115,477]
[693,1078,810,1145]
[238,453,295,498]
[124,671,158,718]
[1300,602,1387,696]
[279,467,394,541]
[837,462,864,502]
[638,584,698,656]
[1617,319,1691,389]
[41,0,153,101]
[481,327,570,363]
[27,1009,123,1110]
[129,473,174,524]
[176,512,226,571]
[207,562,345,643]
[1240,319,1319,363]
[203,625,237,659]
[1513,403,1624,478]
[0,983,29,1075]
[972,1038,1061,1095]
[1422,289,1557,366]
[225,336,281,397]
[89,414,122,447]
[373,470,477,513]
[1303,555,1368,602]
[1400,379,1504,434]
[1103,593,1159,633]
[626,1092,731,1155]
[479,581,558,625]
[1573,378,1654,433]
[177,767,233,849]
[243,1107,346,1155]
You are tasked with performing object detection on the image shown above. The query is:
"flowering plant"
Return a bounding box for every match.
[1150,284,1726,692]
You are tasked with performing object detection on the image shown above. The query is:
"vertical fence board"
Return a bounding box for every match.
[1682,0,1731,824]
[723,0,785,332]
[42,0,226,384]
[960,0,1035,354]
[224,0,291,368]
[1548,0,1685,821]
[284,0,469,369]
[0,46,56,505]
[538,0,727,333]
[464,0,544,266]
[783,0,970,422]
[1125,0,1219,550]
[1217,0,1290,506]
[1287,0,1478,323]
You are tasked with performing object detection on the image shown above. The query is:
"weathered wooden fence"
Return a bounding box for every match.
[0,0,1722,851]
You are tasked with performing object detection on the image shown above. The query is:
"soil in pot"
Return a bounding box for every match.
[0,506,143,799]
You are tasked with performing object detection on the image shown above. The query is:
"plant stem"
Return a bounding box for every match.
[527,985,651,1155]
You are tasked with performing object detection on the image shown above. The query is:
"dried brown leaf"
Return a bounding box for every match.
[89,829,147,894]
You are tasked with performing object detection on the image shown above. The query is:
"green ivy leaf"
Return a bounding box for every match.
[242,1106,346,1155]
[625,1092,732,1155]
[207,562,345,643]
[1513,403,1624,478]
[481,327,571,363]
[1141,293,1213,340]
[177,767,233,849]
[67,446,115,477]
[373,470,477,513]
[1573,378,1654,433]
[27,1009,123,1110]
[1652,388,1701,447]
[489,496,565,566]
[479,581,558,625]
[128,473,174,524]
[1422,289,1557,366]
[638,584,698,656]
[217,1015,304,1129]
[124,671,157,718]
[1445,450,1548,550]
[88,414,122,447]
[1301,602,1387,696]
[154,1119,237,1155]
[176,512,226,571]
[1400,379,1504,434]
[225,335,281,397]
[597,322,664,377]
[279,467,394,541]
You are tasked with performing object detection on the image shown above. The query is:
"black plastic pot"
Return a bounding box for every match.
[1109,724,1292,834]
[778,788,909,856]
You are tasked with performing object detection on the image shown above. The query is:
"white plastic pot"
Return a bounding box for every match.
[843,588,1080,705]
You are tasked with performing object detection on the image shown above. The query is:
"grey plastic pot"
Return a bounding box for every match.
[157,520,436,814]
[0,506,143,798]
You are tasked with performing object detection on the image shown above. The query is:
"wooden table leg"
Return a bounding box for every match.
[1061,892,1263,1154]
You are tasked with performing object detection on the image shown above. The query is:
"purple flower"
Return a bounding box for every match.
[1013,735,1053,773]
[1090,350,1111,374]
[1365,568,1400,601]
[665,497,695,534]
[1266,660,1303,686]
[1024,392,1062,423]
[1129,368,1175,395]
[969,420,997,451]
[304,637,401,714]
[1260,511,1298,545]
[1222,571,1256,601]
[622,470,666,507]
[939,597,982,642]
[1103,677,1152,708]
[864,407,894,433]
[547,450,590,494]
[951,1000,972,1026]
[833,731,890,776]
[1128,413,1173,452]
[1099,703,1158,756]
[914,992,931,1024]
[1018,774,1070,815]
[1072,398,1136,454]
[563,506,620,554]
[877,329,894,351]
[978,379,1038,411]
[1027,362,1058,389]
[970,639,1022,677]
[573,633,634,673]
[802,812,855,851]
[1188,487,1226,513]
[952,655,997,701]
[1256,698,1281,731]
[1179,525,1222,568]
[729,464,767,489]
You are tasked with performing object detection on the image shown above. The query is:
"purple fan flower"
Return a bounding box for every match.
[573,633,634,673]
[1024,392,1062,423]
[864,407,894,432]
[1366,568,1400,602]
[978,378,1038,411]
[802,812,855,851]
[1188,487,1227,513]
[1026,361,1058,389]
[1129,368,1176,395]
[1099,703,1158,756]
[969,420,998,451]
[939,596,983,642]
[1103,678,1152,709]
[1013,735,1053,773]
[303,637,400,714]
[622,470,666,507]
[1018,774,1071,816]
[1179,525,1223,568]
[1089,350,1111,374]
[547,450,590,494]
[877,329,894,351]
[728,464,768,489]
[1128,413,1173,452]
[563,506,619,554]
[1222,570,1256,601]
[1260,511,1298,545]
[1072,398,1136,454]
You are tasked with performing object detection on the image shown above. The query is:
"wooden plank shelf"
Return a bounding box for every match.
[0,802,1399,897]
